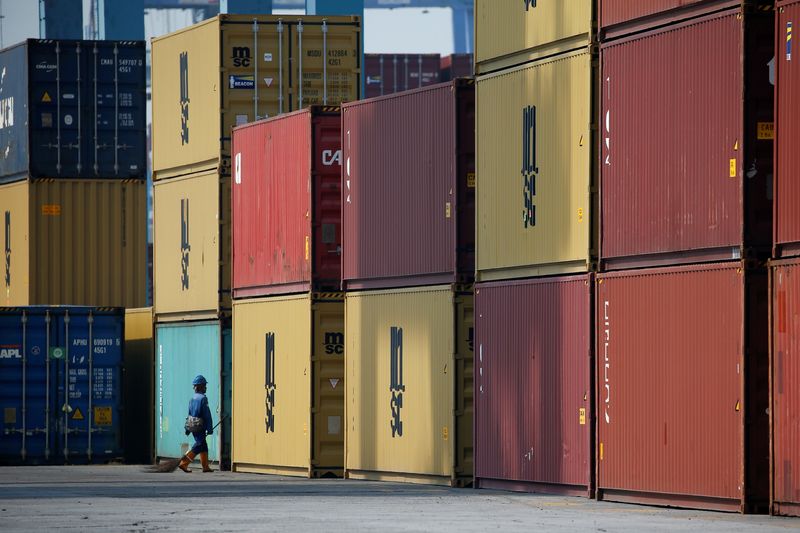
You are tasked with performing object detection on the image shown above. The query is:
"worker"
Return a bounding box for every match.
[178,375,214,473]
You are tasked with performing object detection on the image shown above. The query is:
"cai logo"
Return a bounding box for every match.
[523,0,537,10]
[324,332,344,355]
[265,332,276,433]
[180,198,190,291]
[4,211,10,289]
[179,51,189,145]
[389,326,405,438]
[521,105,539,229]
[232,46,251,67]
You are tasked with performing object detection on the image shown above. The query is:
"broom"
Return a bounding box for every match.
[145,415,227,473]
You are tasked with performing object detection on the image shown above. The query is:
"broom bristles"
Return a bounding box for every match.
[144,456,184,473]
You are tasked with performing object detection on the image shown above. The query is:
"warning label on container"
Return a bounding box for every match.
[467,172,475,188]
[41,91,51,103]
[579,408,586,425]
[41,204,61,216]
[757,122,775,140]
[729,159,737,178]
[72,407,84,421]
[94,406,112,426]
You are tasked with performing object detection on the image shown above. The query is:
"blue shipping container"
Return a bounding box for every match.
[0,306,124,464]
[0,39,146,182]
[155,321,231,465]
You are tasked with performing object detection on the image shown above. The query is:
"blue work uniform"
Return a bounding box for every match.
[187,392,213,455]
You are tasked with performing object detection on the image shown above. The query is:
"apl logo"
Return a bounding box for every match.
[4,211,10,289]
[602,301,611,424]
[179,51,189,145]
[521,105,539,228]
[322,150,342,167]
[389,326,405,438]
[0,344,21,359]
[180,198,190,290]
[523,0,537,10]
[232,47,251,67]
[324,332,344,355]
[264,332,276,433]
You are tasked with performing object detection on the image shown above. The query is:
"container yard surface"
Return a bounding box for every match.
[0,466,796,532]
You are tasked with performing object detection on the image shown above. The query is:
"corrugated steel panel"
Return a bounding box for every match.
[772,258,800,516]
[345,285,473,485]
[776,0,800,258]
[232,107,341,298]
[440,54,473,81]
[341,80,475,290]
[600,8,774,269]
[364,54,441,98]
[151,15,360,180]
[0,179,146,307]
[476,49,595,281]
[475,0,594,74]
[596,262,769,512]
[124,307,154,463]
[598,0,743,39]
[153,169,231,321]
[474,275,593,496]
[232,294,344,477]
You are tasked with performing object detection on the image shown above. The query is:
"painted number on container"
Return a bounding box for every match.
[94,406,112,426]
[389,326,405,438]
[180,198,190,291]
[265,332,276,434]
[179,51,190,145]
[521,105,539,229]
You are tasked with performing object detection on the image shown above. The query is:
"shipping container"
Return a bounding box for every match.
[0,178,146,307]
[342,80,475,290]
[345,285,473,485]
[596,262,769,512]
[232,293,344,477]
[475,275,593,496]
[0,306,124,464]
[364,54,441,98]
[151,15,360,180]
[124,307,153,463]
[153,169,230,321]
[155,320,231,466]
[440,53,473,81]
[771,258,800,516]
[232,107,341,298]
[600,6,774,269]
[775,0,800,258]
[475,0,593,74]
[476,48,595,281]
[0,39,146,182]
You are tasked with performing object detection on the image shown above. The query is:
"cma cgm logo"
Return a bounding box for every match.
[179,51,189,145]
[232,47,251,67]
[389,326,405,438]
[523,0,538,10]
[0,344,21,358]
[322,150,342,167]
[521,105,539,229]
[265,332,276,433]
[180,198,190,290]
[35,61,56,72]
[324,332,344,355]
[4,211,10,289]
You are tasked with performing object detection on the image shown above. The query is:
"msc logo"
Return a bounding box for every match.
[523,0,537,10]
[324,332,344,355]
[389,326,405,438]
[232,47,251,68]
[322,149,342,167]
[264,332,276,433]
[521,105,539,228]
[179,51,189,145]
[602,301,611,424]
[0,345,21,359]
[4,211,10,289]
[180,198,190,291]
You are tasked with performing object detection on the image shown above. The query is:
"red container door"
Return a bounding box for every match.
[312,114,343,290]
[475,275,592,496]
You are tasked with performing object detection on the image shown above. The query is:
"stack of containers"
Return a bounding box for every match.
[771,0,800,517]
[230,107,345,478]
[150,15,361,467]
[596,0,773,512]
[0,39,147,308]
[363,54,441,98]
[342,79,475,486]
[473,1,596,496]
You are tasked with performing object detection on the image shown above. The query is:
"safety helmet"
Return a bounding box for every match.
[192,375,207,386]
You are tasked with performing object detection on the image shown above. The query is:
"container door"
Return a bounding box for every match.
[312,298,344,476]
[312,114,343,291]
[454,292,474,482]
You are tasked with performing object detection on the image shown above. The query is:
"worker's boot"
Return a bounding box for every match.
[200,452,213,473]
[178,451,195,473]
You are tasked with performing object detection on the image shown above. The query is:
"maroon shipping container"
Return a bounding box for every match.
[771,258,800,517]
[232,106,341,297]
[475,275,593,497]
[440,54,473,81]
[342,80,475,290]
[600,6,774,270]
[364,54,441,99]
[596,262,769,512]
[775,0,800,258]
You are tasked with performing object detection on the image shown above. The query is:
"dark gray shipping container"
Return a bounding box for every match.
[0,39,146,183]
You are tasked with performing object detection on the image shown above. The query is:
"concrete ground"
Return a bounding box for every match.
[0,466,798,532]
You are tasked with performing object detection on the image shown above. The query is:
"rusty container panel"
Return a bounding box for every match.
[772,258,800,516]
[597,262,769,512]
[232,107,341,298]
[341,80,475,290]
[600,8,774,269]
[599,0,740,39]
[776,0,800,258]
[475,275,593,496]
[364,54,441,98]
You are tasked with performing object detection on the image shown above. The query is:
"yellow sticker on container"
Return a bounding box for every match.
[729,159,737,178]
[467,172,475,188]
[599,442,604,461]
[445,202,451,218]
[577,208,584,222]
[94,406,112,426]
[304,235,310,261]
[579,408,586,425]
[757,122,775,140]
[41,204,61,216]
[442,427,449,441]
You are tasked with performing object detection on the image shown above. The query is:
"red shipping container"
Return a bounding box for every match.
[596,262,769,512]
[342,80,475,290]
[232,107,341,297]
[475,275,593,497]
[440,54,473,81]
[775,0,800,258]
[599,0,747,39]
[364,54,441,99]
[600,7,774,269]
[771,258,800,517]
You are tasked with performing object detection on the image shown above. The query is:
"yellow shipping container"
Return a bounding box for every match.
[124,307,154,463]
[0,179,146,307]
[476,49,596,281]
[475,0,594,74]
[153,169,230,321]
[345,285,473,486]
[232,293,344,477]
[151,14,360,179]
